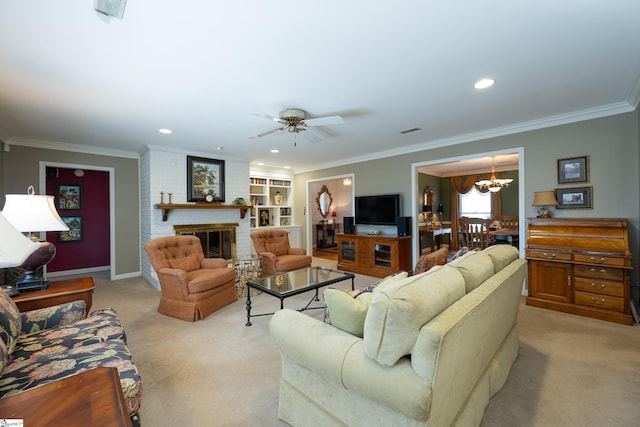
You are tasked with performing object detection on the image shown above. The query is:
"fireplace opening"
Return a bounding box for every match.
[173,223,238,260]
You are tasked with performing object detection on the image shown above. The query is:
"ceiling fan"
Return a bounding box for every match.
[249,108,344,144]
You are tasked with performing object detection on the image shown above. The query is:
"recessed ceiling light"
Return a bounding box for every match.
[257,162,265,166]
[216,146,223,150]
[474,78,495,89]
[284,166,291,169]
[270,149,279,154]
[158,128,172,134]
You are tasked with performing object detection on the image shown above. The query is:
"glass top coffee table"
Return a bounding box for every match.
[245,266,355,326]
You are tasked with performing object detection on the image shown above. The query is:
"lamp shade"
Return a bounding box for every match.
[0,212,41,268]
[532,191,558,206]
[2,194,69,232]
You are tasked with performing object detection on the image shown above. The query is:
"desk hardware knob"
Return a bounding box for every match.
[591,297,606,305]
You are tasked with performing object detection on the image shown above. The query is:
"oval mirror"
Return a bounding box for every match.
[316,185,333,218]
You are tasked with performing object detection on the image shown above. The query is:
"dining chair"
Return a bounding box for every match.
[494,215,519,246]
[458,217,492,250]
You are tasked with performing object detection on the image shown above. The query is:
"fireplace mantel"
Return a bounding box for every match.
[155,203,250,221]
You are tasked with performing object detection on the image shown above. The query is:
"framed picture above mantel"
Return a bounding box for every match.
[187,156,225,202]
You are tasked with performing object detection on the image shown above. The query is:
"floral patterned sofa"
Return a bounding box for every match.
[0,288,142,424]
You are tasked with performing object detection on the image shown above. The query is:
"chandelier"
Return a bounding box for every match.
[475,157,513,193]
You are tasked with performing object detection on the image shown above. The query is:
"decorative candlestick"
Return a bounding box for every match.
[160,191,165,204]
[168,193,173,204]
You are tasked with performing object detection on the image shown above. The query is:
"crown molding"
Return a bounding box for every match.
[6,136,140,159]
[294,101,635,174]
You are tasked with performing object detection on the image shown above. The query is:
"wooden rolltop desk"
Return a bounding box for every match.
[526,218,633,325]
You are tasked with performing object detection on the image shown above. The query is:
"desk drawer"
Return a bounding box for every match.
[574,254,626,267]
[574,277,624,297]
[575,291,624,312]
[574,264,623,281]
[526,249,572,262]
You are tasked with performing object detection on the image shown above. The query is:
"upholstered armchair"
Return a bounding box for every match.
[143,235,237,321]
[250,230,312,276]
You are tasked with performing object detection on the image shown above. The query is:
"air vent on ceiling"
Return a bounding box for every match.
[400,127,421,134]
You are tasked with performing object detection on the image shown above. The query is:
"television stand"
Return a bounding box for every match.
[336,233,412,278]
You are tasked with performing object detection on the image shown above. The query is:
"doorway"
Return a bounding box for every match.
[412,148,525,264]
[39,162,115,279]
[306,174,355,261]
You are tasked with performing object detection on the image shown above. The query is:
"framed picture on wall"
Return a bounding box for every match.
[557,156,588,184]
[187,156,225,202]
[59,216,83,242]
[57,184,81,210]
[555,187,593,209]
[259,208,270,226]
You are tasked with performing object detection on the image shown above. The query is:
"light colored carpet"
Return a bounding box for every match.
[82,258,640,427]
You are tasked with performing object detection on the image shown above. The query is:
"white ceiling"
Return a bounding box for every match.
[1,1,639,173]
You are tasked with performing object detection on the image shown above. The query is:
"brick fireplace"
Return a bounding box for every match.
[173,223,238,260]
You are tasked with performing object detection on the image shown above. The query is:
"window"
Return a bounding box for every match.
[459,187,491,218]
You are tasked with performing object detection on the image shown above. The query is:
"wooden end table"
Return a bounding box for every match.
[11,276,95,312]
[0,367,132,427]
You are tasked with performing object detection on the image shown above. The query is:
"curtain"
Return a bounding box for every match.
[449,173,503,248]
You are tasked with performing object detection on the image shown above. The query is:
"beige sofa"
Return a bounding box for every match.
[269,245,526,426]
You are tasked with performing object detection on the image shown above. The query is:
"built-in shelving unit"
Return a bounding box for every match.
[250,176,293,228]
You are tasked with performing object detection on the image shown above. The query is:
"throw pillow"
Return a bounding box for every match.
[265,241,287,255]
[447,246,469,263]
[168,254,200,272]
[323,271,409,337]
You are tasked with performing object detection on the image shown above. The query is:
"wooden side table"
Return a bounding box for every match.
[11,276,95,312]
[0,367,132,427]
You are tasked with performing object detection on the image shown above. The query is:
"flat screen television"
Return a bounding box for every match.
[354,194,401,225]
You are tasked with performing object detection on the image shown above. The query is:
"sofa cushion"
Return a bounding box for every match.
[413,247,449,275]
[448,250,494,293]
[323,272,409,337]
[20,300,87,334]
[0,288,22,356]
[364,265,466,366]
[3,307,142,415]
[169,253,200,272]
[483,244,519,272]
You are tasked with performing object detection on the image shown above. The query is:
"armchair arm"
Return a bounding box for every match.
[156,268,190,299]
[257,251,278,265]
[288,247,306,255]
[201,258,229,269]
[20,300,87,334]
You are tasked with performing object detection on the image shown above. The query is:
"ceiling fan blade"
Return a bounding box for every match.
[300,129,322,143]
[251,112,282,123]
[248,127,283,139]
[303,115,344,127]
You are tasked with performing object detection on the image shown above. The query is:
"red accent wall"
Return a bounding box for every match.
[46,168,110,272]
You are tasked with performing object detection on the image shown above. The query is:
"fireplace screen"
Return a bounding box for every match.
[173,223,238,260]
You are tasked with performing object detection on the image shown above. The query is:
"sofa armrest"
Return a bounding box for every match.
[270,309,432,421]
[269,309,360,384]
[287,248,306,256]
[20,300,87,334]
